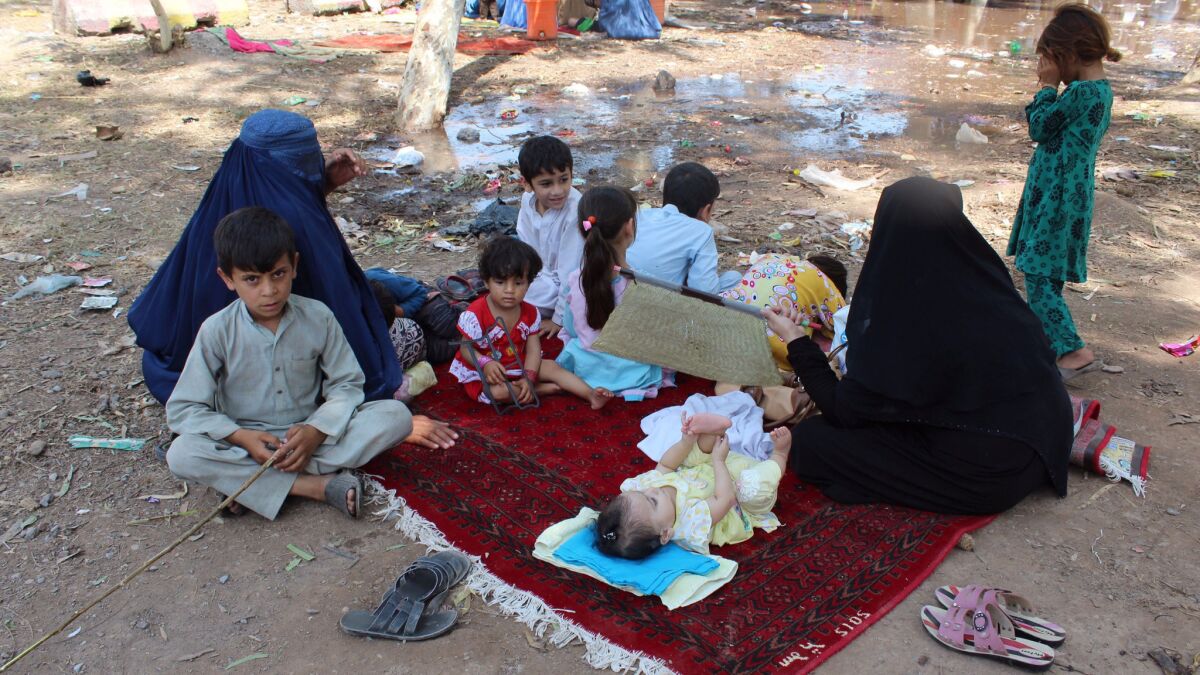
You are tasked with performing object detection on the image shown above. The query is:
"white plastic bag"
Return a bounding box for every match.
[798,165,877,191]
[9,274,82,300]
[391,146,425,168]
[955,123,989,145]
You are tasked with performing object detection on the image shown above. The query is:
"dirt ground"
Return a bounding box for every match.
[1,0,1199,672]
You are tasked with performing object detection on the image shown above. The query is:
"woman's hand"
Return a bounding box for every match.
[1036,54,1061,89]
[324,148,366,192]
[762,303,808,344]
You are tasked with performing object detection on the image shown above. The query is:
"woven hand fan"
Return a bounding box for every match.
[592,270,783,387]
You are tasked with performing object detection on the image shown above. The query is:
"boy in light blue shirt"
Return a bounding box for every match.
[626,162,741,294]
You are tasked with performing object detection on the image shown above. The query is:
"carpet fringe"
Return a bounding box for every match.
[364,477,675,675]
[1097,455,1147,497]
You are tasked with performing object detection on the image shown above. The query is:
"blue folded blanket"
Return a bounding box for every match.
[553,524,717,595]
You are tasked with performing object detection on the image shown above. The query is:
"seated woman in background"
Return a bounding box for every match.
[130,109,400,405]
[130,109,455,449]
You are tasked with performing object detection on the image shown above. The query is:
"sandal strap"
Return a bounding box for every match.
[323,472,361,518]
[949,584,1032,617]
[367,566,442,634]
[937,599,1009,656]
[948,584,986,611]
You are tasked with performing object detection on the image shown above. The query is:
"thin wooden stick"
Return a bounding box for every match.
[0,454,279,672]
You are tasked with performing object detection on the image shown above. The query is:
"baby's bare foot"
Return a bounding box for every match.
[589,387,614,410]
[683,413,732,436]
[769,427,792,466]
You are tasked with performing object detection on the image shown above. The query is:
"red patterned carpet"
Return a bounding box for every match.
[366,362,993,674]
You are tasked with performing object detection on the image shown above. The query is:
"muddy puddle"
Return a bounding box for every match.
[370,68,916,184]
[367,0,1198,188]
[799,0,1199,60]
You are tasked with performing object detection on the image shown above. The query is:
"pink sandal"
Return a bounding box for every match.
[935,584,1066,646]
[921,590,1055,670]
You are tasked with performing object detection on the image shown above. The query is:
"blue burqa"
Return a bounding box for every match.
[501,0,527,28]
[128,109,401,404]
[599,0,661,39]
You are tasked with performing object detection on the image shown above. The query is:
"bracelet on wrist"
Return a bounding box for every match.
[524,369,540,383]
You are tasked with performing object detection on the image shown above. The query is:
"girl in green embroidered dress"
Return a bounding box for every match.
[1007,3,1121,379]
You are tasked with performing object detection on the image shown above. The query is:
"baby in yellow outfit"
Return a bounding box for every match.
[597,413,790,558]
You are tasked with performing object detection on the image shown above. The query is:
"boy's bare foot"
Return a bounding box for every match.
[218,495,246,516]
[589,387,615,410]
[769,427,792,469]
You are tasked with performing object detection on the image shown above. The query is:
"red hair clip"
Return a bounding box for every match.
[582,215,596,232]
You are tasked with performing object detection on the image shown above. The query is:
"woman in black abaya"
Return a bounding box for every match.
[766,177,1073,514]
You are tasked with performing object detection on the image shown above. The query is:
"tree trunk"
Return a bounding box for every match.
[1183,49,1200,86]
[396,0,467,131]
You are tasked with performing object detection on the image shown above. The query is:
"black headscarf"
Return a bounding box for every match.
[844,177,1072,493]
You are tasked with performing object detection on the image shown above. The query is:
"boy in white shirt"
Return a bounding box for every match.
[514,136,583,340]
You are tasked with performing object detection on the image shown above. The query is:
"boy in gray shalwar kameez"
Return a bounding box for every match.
[166,207,410,519]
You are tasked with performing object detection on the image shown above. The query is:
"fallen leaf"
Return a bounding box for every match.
[135,482,188,501]
[287,544,315,561]
[522,627,548,652]
[0,515,38,545]
[224,652,269,670]
[56,465,75,498]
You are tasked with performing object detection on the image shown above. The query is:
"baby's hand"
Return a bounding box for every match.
[539,321,562,341]
[711,435,730,461]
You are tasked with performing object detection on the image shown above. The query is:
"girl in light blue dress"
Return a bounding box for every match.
[555,186,672,401]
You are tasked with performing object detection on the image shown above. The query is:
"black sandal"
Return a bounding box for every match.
[339,550,472,641]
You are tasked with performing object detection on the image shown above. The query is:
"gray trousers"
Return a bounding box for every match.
[166,400,411,519]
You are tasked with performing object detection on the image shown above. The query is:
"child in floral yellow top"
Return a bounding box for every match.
[596,413,790,558]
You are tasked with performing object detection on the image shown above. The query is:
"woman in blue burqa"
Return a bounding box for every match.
[130,110,457,450]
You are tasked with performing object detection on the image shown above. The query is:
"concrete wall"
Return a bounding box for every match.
[285,0,408,15]
[53,0,249,36]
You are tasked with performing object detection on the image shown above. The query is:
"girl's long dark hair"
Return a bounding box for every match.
[577,186,637,331]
